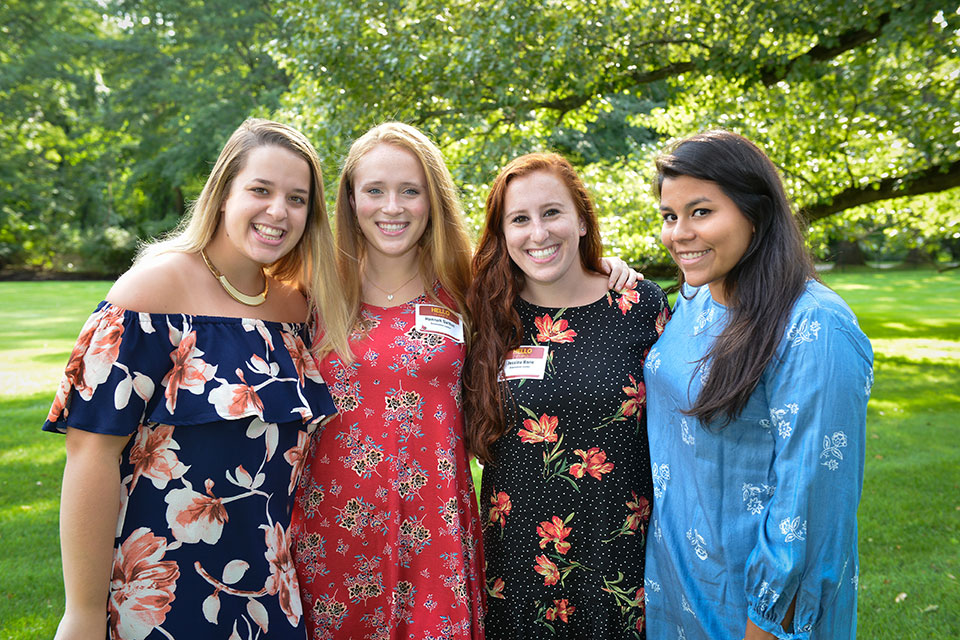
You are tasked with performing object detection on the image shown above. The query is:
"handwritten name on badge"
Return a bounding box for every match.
[415,305,464,343]
[500,346,549,380]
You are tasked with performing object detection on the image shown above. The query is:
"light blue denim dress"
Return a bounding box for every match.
[644,281,873,639]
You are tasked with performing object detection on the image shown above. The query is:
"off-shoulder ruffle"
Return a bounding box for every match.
[44,301,336,435]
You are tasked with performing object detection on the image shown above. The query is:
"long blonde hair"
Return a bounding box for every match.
[335,122,474,331]
[138,118,352,359]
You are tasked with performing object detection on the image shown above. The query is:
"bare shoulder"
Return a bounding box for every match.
[107,252,205,313]
[267,279,309,322]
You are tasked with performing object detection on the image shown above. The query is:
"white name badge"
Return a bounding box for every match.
[415,304,464,343]
[500,346,549,380]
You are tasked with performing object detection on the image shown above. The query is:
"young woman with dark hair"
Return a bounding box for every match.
[644,130,873,640]
[464,152,669,638]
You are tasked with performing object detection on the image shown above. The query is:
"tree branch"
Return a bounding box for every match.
[802,159,960,221]
[759,11,892,85]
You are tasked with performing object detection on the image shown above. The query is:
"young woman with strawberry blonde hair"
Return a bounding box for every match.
[463,152,669,638]
[44,118,348,640]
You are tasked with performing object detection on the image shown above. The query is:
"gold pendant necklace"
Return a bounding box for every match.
[365,271,420,302]
[200,249,268,306]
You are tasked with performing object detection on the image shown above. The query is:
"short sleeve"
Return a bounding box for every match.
[44,303,173,437]
[744,302,873,638]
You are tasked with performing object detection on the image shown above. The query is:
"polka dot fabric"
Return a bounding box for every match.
[480,280,669,639]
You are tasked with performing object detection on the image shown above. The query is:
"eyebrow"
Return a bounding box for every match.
[506,201,567,216]
[250,178,309,195]
[660,196,711,212]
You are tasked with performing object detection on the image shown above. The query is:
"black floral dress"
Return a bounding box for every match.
[480,281,669,639]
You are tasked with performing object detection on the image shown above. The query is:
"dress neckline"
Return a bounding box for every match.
[97,301,306,326]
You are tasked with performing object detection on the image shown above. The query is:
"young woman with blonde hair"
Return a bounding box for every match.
[45,118,348,639]
[290,122,485,639]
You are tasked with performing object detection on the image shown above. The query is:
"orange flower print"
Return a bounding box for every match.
[625,492,651,532]
[208,369,264,420]
[49,305,125,421]
[518,413,559,444]
[262,521,303,626]
[615,284,641,315]
[569,448,614,480]
[282,331,323,385]
[534,314,577,343]
[537,516,572,555]
[486,577,506,599]
[128,424,188,491]
[164,479,228,545]
[621,374,646,418]
[534,554,560,586]
[108,527,179,640]
[283,430,310,495]
[655,306,670,336]
[162,330,216,413]
[545,598,575,623]
[488,491,512,529]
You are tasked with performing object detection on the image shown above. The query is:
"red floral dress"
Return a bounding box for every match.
[291,288,484,640]
[480,282,669,639]
[44,302,336,640]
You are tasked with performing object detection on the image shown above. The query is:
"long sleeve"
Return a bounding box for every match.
[744,301,873,638]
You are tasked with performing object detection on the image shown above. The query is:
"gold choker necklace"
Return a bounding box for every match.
[200,250,268,306]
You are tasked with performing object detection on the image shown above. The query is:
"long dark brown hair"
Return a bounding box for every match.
[464,152,605,464]
[654,130,818,425]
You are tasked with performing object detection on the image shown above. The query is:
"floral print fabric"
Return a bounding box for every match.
[480,282,669,639]
[644,282,873,640]
[291,288,484,640]
[44,302,336,640]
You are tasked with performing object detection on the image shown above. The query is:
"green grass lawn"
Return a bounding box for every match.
[1,272,958,638]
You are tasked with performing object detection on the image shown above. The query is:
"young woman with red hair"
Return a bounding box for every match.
[463,153,669,638]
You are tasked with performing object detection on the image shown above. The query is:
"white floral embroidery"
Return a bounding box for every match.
[681,593,696,616]
[741,482,776,515]
[756,581,780,612]
[779,517,807,542]
[819,430,848,470]
[769,403,799,438]
[852,571,859,590]
[645,346,662,373]
[759,418,771,431]
[681,418,695,445]
[786,318,821,346]
[864,367,874,396]
[652,462,670,499]
[698,360,711,386]
[686,528,708,560]
[644,577,661,593]
[677,625,687,640]
[653,518,663,543]
[694,307,716,335]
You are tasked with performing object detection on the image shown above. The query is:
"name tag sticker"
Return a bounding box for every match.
[415,304,464,343]
[500,346,549,380]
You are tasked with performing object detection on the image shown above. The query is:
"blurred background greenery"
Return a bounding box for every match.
[2,0,958,278]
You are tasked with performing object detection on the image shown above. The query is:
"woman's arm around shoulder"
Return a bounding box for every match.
[55,427,131,640]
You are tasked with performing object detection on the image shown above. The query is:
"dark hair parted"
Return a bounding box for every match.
[464,152,605,463]
[654,130,818,425]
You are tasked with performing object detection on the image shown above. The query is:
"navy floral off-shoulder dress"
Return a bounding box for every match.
[44,302,336,640]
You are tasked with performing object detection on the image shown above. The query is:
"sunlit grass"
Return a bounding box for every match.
[2,272,958,638]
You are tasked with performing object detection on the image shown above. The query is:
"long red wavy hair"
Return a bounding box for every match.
[463,153,604,463]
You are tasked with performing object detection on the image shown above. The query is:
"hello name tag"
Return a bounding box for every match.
[500,346,549,380]
[415,305,464,343]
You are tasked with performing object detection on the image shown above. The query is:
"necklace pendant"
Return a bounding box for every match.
[386,294,394,301]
